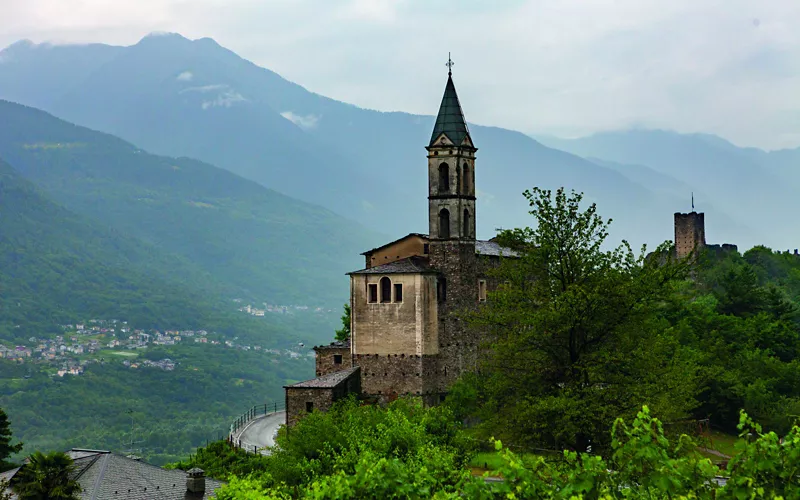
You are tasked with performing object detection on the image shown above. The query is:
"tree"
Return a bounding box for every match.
[467,187,698,451]
[334,303,351,342]
[11,451,80,500]
[0,408,22,471]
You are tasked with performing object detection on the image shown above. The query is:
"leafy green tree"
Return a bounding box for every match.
[334,303,351,342]
[467,187,698,451]
[0,407,22,471]
[11,451,80,500]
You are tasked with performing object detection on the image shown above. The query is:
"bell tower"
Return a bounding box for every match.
[425,56,480,397]
[426,57,477,241]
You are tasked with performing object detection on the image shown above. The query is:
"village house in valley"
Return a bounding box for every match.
[284,64,516,426]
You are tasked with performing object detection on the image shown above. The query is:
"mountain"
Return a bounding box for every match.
[0,34,691,249]
[0,100,382,309]
[538,130,800,250]
[0,155,290,343]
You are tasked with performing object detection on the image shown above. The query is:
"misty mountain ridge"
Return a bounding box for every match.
[0,33,796,251]
[0,99,383,312]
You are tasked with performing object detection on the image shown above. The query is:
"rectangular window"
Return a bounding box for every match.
[478,280,487,302]
[437,279,447,303]
[368,283,378,303]
[305,401,314,413]
[423,243,430,254]
[394,283,403,302]
[333,354,342,365]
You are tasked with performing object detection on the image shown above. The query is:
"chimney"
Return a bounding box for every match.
[186,468,205,495]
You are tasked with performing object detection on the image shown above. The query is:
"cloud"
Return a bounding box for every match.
[201,90,247,109]
[2,0,800,148]
[280,111,320,130]
[179,84,228,93]
[176,71,193,81]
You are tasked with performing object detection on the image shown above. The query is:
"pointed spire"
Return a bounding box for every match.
[429,55,471,147]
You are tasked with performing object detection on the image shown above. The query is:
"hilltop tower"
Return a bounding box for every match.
[674,211,706,259]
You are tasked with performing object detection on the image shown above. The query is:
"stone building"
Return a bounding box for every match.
[674,210,737,259]
[674,211,706,259]
[284,67,515,426]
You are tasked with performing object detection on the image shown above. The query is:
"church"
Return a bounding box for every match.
[284,64,516,427]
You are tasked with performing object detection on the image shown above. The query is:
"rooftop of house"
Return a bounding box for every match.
[0,450,224,500]
[360,233,517,259]
[314,338,351,350]
[284,366,360,389]
[348,256,435,275]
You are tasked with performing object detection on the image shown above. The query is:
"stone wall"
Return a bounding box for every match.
[356,353,439,399]
[428,240,480,393]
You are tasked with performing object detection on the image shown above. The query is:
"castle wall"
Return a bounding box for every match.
[356,353,438,398]
[350,273,438,356]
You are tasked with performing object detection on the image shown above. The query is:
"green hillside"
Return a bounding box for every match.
[0,156,291,344]
[0,100,382,308]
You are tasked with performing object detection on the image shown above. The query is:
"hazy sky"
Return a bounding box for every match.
[2,0,799,150]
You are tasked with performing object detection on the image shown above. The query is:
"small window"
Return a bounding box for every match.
[423,243,430,254]
[478,280,487,302]
[333,354,342,365]
[437,278,447,303]
[463,163,471,192]
[368,284,378,303]
[380,277,391,303]
[439,209,450,239]
[306,401,313,412]
[394,283,403,302]
[463,209,471,238]
[438,163,450,192]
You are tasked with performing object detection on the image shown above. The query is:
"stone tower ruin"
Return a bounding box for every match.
[674,211,706,259]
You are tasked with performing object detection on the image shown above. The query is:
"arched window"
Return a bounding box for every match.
[438,163,450,192]
[463,209,471,238]
[438,208,450,239]
[380,277,391,303]
[462,163,471,193]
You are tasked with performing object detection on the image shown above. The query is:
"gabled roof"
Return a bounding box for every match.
[1,451,223,499]
[429,74,471,147]
[348,256,435,275]
[285,366,360,389]
[361,233,428,256]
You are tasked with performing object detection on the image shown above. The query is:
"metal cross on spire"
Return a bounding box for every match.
[692,192,695,211]
[446,53,454,76]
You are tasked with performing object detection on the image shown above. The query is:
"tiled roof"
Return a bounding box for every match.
[0,450,224,500]
[476,240,519,257]
[314,338,350,350]
[285,366,360,389]
[429,74,471,147]
[348,256,434,275]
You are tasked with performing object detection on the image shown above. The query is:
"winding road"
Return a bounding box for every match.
[231,411,286,455]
